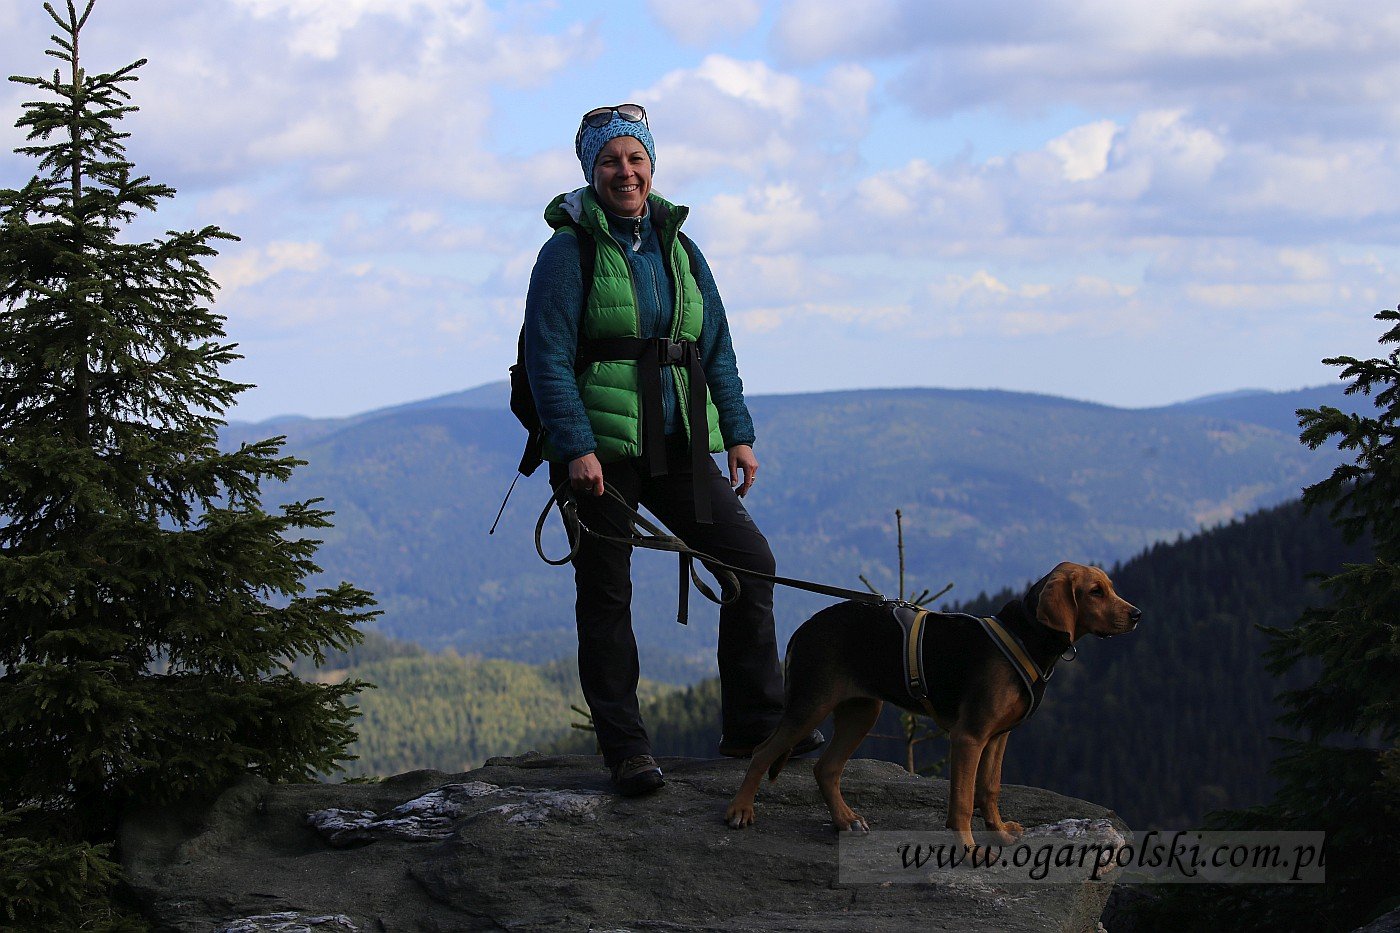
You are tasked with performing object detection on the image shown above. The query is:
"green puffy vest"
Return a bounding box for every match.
[542,188,724,463]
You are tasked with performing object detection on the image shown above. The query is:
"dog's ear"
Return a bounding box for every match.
[1036,563,1080,639]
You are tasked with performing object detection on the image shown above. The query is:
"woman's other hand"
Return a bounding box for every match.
[727,444,757,498]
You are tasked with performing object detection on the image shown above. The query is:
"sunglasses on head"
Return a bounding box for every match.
[581,103,647,128]
[575,103,648,152]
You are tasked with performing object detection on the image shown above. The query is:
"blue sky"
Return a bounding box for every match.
[3,0,1398,422]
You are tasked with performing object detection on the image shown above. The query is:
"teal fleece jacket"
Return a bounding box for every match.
[523,197,756,463]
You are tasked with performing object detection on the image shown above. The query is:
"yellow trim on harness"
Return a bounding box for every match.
[903,608,938,718]
[906,609,927,687]
[981,615,1042,687]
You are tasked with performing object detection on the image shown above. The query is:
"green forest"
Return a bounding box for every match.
[293,633,678,777]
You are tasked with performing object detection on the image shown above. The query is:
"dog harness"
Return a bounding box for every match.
[891,604,939,718]
[890,605,1050,724]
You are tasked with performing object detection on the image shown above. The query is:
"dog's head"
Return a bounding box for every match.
[1031,562,1140,641]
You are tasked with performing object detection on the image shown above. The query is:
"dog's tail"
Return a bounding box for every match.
[767,748,793,782]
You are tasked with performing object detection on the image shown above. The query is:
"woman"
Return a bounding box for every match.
[523,104,822,796]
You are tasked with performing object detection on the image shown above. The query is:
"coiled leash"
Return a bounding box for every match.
[533,481,895,626]
[534,482,738,626]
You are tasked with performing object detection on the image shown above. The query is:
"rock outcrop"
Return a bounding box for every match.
[122,752,1124,932]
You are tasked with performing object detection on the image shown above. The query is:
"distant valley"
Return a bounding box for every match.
[224,382,1355,683]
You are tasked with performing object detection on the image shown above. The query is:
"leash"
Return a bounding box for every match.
[533,482,895,625]
[531,483,1057,722]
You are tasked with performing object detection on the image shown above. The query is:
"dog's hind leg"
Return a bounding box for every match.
[815,697,883,833]
[975,732,1023,843]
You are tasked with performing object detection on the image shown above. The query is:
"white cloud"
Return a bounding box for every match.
[647,0,762,46]
[195,186,258,218]
[771,0,904,63]
[214,241,331,297]
[776,0,1400,146]
[830,105,1394,263]
[1113,110,1227,193]
[737,299,911,335]
[1046,120,1119,182]
[2,0,596,206]
[230,0,495,61]
[701,184,822,256]
[920,272,1141,339]
[639,55,874,187]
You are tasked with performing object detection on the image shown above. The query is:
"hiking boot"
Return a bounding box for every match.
[610,754,665,797]
[718,728,825,759]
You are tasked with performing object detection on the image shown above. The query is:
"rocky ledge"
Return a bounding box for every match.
[122,752,1125,932]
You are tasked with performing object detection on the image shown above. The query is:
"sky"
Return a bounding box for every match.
[3,0,1399,423]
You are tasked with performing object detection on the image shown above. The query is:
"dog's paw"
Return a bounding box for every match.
[725,802,756,829]
[989,821,1024,845]
[833,810,870,833]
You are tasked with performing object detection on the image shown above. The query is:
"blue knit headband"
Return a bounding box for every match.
[577,116,656,185]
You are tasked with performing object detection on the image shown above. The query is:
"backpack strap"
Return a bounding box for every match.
[508,223,597,477]
[563,219,596,301]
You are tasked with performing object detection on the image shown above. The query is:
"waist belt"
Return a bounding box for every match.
[578,336,713,523]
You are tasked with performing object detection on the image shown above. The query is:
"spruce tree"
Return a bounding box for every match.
[1132,308,1400,931]
[0,0,375,870]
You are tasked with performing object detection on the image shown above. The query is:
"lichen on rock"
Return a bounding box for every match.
[305,780,606,847]
[216,913,359,933]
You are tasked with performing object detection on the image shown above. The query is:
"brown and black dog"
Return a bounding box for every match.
[725,562,1140,848]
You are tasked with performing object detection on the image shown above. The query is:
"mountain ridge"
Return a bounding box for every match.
[227,380,1349,432]
[219,381,1358,680]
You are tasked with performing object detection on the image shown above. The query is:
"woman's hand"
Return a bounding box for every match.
[727,444,758,498]
[569,452,605,497]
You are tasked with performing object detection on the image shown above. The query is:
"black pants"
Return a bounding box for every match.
[550,439,785,768]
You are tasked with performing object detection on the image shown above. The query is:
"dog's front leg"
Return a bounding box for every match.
[975,732,1023,844]
[945,727,989,851]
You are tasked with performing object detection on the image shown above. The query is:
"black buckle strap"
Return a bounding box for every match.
[578,336,713,524]
[657,338,686,363]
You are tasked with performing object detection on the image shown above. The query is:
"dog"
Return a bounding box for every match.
[724,562,1140,848]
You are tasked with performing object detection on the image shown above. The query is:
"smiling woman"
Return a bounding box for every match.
[520,103,823,797]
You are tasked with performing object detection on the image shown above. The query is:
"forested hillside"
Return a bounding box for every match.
[297,633,674,777]
[549,496,1369,829]
[226,383,1351,682]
